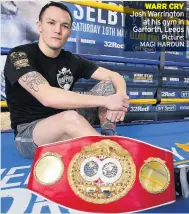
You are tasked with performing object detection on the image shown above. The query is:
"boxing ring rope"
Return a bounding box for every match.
[1,47,189,107]
[63,0,189,26]
[2,47,189,66]
[1,99,189,108]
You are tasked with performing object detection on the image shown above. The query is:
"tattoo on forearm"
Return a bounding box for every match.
[21,72,47,92]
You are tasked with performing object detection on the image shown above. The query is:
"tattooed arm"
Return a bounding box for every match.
[91,67,129,122]
[91,67,127,96]
[19,71,48,92]
[18,71,128,111]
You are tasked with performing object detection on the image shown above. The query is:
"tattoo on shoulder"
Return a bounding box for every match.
[21,71,47,92]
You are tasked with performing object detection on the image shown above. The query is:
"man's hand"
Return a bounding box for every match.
[106,110,127,122]
[104,93,129,122]
[104,94,129,112]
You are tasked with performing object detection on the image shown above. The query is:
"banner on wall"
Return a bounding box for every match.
[1,1,188,61]
[128,103,189,113]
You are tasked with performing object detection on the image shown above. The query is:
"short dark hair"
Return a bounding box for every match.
[39,1,73,24]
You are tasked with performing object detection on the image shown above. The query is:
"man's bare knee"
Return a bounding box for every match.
[60,110,98,137]
[60,110,82,123]
[101,80,116,95]
[46,110,83,138]
[90,80,116,96]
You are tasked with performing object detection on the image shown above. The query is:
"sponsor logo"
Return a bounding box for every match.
[132,44,156,53]
[142,92,153,96]
[181,91,189,98]
[187,51,189,59]
[104,41,124,49]
[122,75,130,81]
[156,105,176,112]
[68,37,76,42]
[184,67,189,71]
[165,51,180,55]
[169,77,179,82]
[129,91,153,96]
[184,78,189,83]
[133,74,153,83]
[130,106,150,112]
[162,91,176,97]
[129,91,139,96]
[164,66,178,70]
[80,39,96,44]
[180,106,189,110]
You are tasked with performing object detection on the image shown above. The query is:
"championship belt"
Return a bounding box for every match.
[27,136,175,213]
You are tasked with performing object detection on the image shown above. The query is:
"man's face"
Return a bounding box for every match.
[38,6,72,50]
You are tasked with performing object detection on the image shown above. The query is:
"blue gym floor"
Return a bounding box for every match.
[1,121,189,213]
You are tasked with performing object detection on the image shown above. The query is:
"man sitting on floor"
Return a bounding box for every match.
[4,2,129,159]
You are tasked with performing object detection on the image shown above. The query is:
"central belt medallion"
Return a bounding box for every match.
[68,139,136,204]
